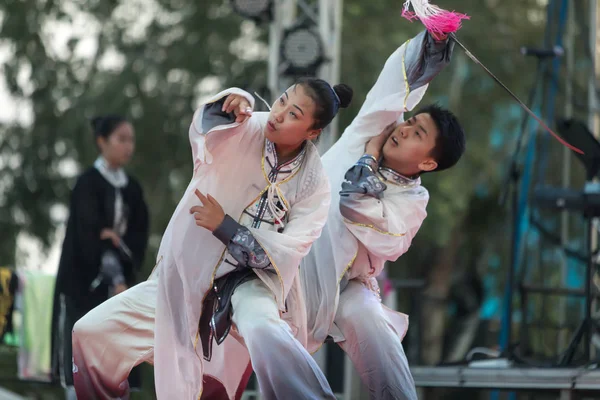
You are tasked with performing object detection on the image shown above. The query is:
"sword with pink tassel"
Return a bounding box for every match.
[401,0,584,154]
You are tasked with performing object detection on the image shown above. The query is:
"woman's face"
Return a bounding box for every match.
[97,122,135,168]
[264,84,321,148]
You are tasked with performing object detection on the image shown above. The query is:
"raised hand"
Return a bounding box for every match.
[222,94,253,123]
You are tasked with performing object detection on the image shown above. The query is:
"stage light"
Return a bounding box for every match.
[280,25,325,76]
[231,0,273,22]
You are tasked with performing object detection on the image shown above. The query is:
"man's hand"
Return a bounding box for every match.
[190,190,226,232]
[222,94,253,123]
[365,122,396,160]
[100,229,120,248]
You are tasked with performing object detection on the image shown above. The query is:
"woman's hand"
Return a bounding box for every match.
[100,229,120,248]
[365,122,396,160]
[222,94,253,123]
[190,190,225,232]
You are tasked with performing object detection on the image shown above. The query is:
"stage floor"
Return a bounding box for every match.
[411,365,600,391]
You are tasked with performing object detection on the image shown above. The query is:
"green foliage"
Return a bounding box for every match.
[0,0,263,267]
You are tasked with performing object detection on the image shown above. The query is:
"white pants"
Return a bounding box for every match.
[72,277,335,400]
[334,280,418,400]
[72,280,156,400]
[231,279,334,400]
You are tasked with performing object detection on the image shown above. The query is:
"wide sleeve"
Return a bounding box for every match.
[339,186,428,261]
[189,87,257,168]
[359,30,452,118]
[249,177,331,311]
[70,175,103,284]
[339,154,387,199]
[344,31,454,146]
[120,180,150,281]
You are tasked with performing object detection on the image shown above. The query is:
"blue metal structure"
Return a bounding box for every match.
[494,1,569,399]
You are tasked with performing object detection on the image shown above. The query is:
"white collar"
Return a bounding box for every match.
[94,157,128,188]
[263,139,306,184]
[378,166,421,188]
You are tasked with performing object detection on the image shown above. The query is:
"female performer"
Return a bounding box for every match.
[72,79,352,399]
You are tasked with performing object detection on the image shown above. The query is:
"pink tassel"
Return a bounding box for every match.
[401,0,469,40]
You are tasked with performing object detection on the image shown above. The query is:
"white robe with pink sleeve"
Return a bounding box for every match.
[151,87,331,399]
[299,31,438,353]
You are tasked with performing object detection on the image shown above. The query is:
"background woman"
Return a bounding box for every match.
[50,115,149,398]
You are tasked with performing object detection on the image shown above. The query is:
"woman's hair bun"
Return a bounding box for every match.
[333,83,353,108]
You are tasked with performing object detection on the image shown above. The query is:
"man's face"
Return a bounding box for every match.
[382,112,439,175]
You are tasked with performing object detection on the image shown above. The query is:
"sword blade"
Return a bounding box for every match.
[449,33,584,155]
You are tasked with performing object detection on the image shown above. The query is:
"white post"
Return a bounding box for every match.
[316,0,347,394]
[269,0,342,153]
[267,2,281,101]
[268,0,298,102]
[266,0,345,396]
[316,0,344,153]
